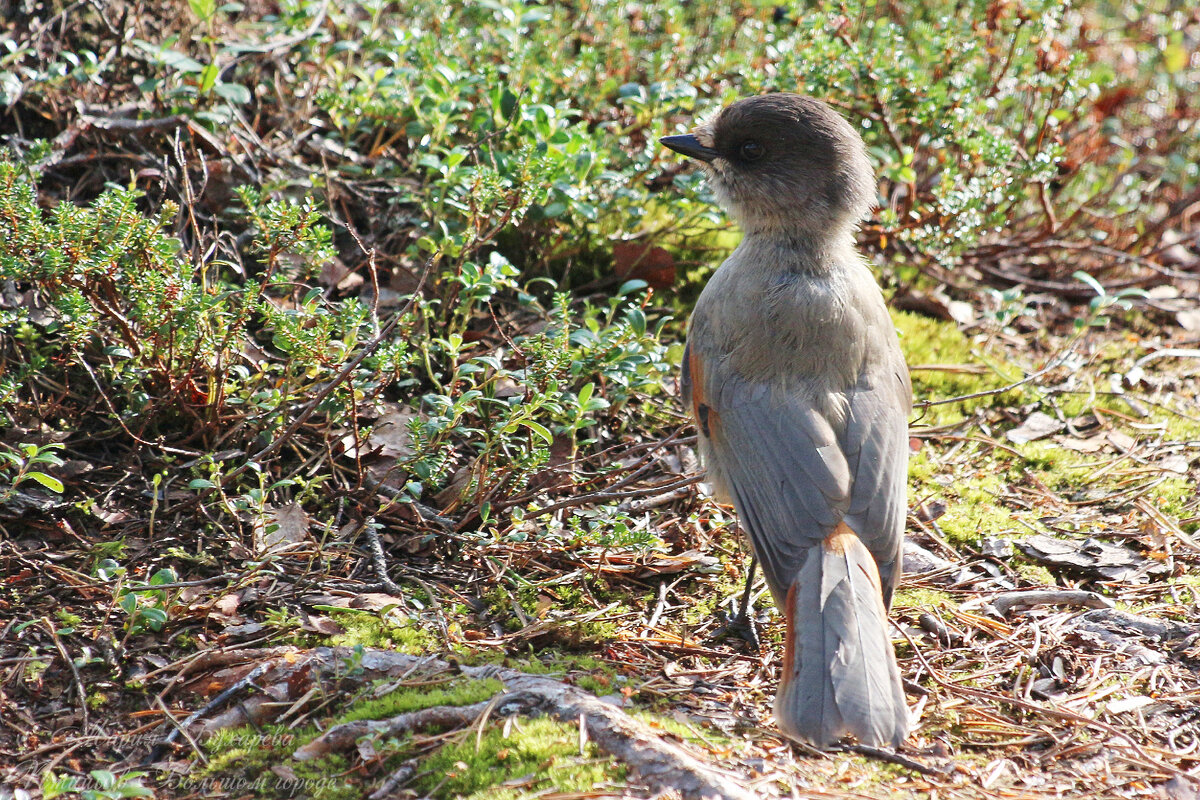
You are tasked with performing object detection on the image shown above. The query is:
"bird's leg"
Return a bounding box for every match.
[713,555,760,650]
[735,555,757,624]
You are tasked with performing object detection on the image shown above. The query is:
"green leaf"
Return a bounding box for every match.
[26,472,64,493]
[188,0,217,19]
[213,81,252,104]
[149,568,177,586]
[199,61,219,94]
[129,39,206,73]
[626,306,646,336]
[90,771,117,791]
[520,419,553,445]
[1072,271,1105,298]
[616,279,648,297]
[141,607,168,630]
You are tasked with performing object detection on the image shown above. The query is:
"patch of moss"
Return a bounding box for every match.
[1147,477,1198,519]
[1019,440,1092,479]
[322,607,436,653]
[1015,563,1057,585]
[919,467,1023,549]
[479,580,629,642]
[628,710,736,751]
[893,310,1025,425]
[199,727,358,800]
[1050,391,1097,419]
[411,716,621,798]
[55,610,83,628]
[893,586,955,611]
[340,677,505,724]
[682,569,749,625]
[489,651,630,699]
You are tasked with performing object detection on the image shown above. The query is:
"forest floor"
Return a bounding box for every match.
[2,2,1200,799]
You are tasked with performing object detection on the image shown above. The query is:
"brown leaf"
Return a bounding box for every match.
[1015,534,1167,582]
[348,593,407,613]
[214,593,241,617]
[366,410,419,459]
[612,242,675,290]
[302,615,344,636]
[254,502,310,554]
[1106,430,1136,453]
[891,290,955,321]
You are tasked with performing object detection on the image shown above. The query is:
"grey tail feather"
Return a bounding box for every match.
[774,524,908,748]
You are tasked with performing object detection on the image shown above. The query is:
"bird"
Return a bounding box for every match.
[660,93,911,748]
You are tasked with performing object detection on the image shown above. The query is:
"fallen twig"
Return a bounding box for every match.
[990,589,1115,615]
[836,742,949,777]
[525,474,703,519]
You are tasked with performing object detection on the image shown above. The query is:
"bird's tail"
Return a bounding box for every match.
[774,523,908,748]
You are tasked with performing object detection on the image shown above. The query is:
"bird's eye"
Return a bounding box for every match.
[739,140,764,161]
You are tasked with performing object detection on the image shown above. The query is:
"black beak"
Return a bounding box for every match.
[660,134,719,163]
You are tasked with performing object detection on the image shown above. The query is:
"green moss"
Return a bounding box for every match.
[906,447,938,485]
[628,710,735,749]
[199,726,360,800]
[1148,477,1198,518]
[683,570,748,624]
[196,679,519,800]
[1015,563,1057,585]
[1019,440,1091,476]
[341,678,506,724]
[892,586,954,612]
[917,466,1022,548]
[322,607,436,653]
[1051,391,1096,419]
[411,716,621,798]
[893,310,1025,425]
[458,650,629,705]
[55,610,83,628]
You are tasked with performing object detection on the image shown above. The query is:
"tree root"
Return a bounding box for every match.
[196,646,755,800]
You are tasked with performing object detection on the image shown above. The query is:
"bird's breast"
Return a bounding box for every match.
[689,261,867,395]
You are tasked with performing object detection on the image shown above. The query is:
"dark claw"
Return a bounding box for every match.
[712,555,762,649]
[712,605,762,650]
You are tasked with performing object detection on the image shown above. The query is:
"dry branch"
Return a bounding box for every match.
[990,589,1115,615]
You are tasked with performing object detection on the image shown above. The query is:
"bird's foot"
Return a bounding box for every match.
[712,605,761,650]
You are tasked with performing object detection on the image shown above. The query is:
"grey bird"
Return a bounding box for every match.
[661,94,911,747]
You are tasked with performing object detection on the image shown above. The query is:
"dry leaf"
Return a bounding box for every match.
[612,242,676,290]
[1057,433,1106,453]
[1015,534,1168,582]
[1106,430,1136,452]
[254,502,310,554]
[1006,411,1064,443]
[302,614,344,636]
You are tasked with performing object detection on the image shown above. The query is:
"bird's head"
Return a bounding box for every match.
[661,94,876,237]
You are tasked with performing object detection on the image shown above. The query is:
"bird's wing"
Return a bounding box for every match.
[841,364,911,604]
[688,342,909,607]
[687,342,852,606]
